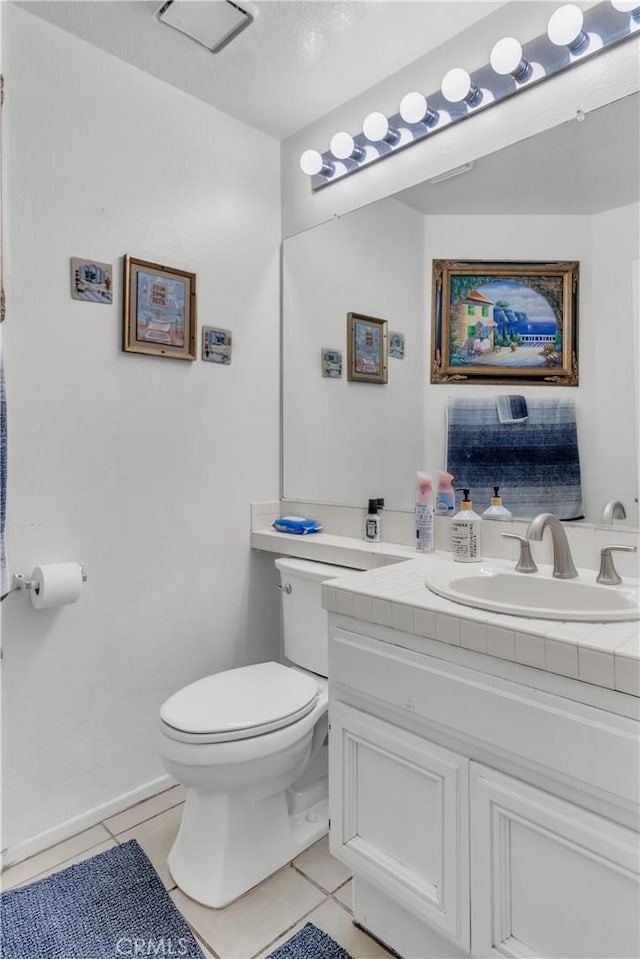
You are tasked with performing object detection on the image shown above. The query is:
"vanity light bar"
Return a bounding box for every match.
[299,1,640,191]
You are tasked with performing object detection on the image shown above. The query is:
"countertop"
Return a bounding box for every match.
[321,552,640,699]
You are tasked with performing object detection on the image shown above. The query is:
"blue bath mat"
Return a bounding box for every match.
[0,839,204,958]
[267,922,353,959]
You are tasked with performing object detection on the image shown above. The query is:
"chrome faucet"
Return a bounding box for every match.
[600,500,626,525]
[525,513,578,579]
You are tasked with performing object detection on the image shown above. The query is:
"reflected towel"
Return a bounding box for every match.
[446,396,584,520]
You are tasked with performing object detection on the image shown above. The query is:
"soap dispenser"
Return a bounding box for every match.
[364,498,384,542]
[482,486,512,521]
[451,489,483,562]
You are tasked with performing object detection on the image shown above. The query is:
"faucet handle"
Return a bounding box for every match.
[596,545,637,585]
[501,533,538,574]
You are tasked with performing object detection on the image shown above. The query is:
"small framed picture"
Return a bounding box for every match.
[321,348,342,378]
[389,332,405,359]
[123,255,196,361]
[71,257,113,304]
[202,326,232,364]
[347,312,388,384]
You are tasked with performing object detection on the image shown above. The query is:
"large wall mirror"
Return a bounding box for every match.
[283,93,639,527]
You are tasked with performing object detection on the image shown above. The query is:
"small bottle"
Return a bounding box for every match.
[415,472,435,553]
[364,498,383,542]
[482,486,512,521]
[451,489,483,562]
[435,471,456,516]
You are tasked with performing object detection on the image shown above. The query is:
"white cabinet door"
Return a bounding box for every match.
[329,702,470,951]
[470,762,640,959]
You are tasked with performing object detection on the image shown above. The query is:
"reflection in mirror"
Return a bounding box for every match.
[282,93,639,527]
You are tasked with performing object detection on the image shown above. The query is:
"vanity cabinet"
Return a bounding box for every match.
[328,624,640,959]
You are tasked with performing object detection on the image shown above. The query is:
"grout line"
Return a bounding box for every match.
[248,889,331,959]
[289,862,351,898]
[106,798,185,838]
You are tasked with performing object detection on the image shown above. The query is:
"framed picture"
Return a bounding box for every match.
[347,312,388,384]
[389,332,405,359]
[202,326,232,364]
[123,255,196,360]
[70,257,113,304]
[431,260,579,385]
[321,348,342,378]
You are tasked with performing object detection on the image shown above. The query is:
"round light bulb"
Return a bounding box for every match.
[490,37,524,75]
[363,112,390,142]
[441,67,481,106]
[547,4,585,47]
[400,91,427,124]
[610,0,640,11]
[299,149,324,176]
[330,131,356,160]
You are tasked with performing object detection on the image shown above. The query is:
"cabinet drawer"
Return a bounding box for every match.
[470,762,640,958]
[329,628,639,805]
[329,702,470,951]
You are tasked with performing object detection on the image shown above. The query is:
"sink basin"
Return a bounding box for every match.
[426,563,640,621]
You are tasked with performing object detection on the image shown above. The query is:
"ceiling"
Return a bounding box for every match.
[16,0,506,140]
[394,91,640,215]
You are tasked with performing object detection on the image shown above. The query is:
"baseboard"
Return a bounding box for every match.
[2,773,175,869]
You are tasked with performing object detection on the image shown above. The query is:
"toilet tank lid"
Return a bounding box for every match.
[159,662,319,736]
[274,557,352,582]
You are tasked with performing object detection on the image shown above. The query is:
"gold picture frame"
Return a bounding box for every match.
[347,312,388,384]
[123,255,196,361]
[431,259,579,385]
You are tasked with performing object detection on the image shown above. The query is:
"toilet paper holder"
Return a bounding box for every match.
[11,567,88,593]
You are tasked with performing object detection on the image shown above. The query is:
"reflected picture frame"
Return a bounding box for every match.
[431,259,579,386]
[123,255,197,361]
[347,312,388,384]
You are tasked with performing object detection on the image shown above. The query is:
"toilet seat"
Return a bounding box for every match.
[160,662,320,744]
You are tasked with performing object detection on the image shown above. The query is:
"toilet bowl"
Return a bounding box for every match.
[158,557,347,908]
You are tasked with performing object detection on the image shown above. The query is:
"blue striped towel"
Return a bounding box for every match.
[446,396,584,520]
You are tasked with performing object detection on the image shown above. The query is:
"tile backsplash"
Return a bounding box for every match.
[278,501,639,577]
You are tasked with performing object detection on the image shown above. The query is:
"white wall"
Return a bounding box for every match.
[283,199,425,508]
[1,6,281,852]
[281,2,640,237]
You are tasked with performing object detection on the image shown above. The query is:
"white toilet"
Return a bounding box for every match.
[158,556,346,908]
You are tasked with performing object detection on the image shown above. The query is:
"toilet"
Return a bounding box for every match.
[158,556,346,908]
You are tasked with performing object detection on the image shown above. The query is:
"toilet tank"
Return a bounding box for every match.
[275,557,350,677]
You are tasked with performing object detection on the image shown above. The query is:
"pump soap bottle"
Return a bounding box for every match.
[451,489,483,562]
[364,498,384,542]
[435,472,456,515]
[415,473,435,553]
[482,486,512,521]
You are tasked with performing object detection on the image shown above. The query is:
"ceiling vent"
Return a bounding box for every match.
[155,1,255,54]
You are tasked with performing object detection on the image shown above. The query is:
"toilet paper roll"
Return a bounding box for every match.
[30,562,84,610]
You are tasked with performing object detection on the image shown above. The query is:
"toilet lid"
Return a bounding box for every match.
[159,662,320,741]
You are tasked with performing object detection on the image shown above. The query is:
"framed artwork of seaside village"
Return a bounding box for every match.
[431,260,579,386]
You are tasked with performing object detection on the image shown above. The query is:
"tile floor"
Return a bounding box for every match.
[1,786,394,959]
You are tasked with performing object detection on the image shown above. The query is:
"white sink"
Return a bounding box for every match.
[426,563,640,622]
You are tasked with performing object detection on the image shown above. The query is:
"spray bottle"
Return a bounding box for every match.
[415,473,435,553]
[435,471,456,515]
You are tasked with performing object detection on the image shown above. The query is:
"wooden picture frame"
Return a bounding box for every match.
[123,255,196,361]
[347,312,388,384]
[431,259,579,385]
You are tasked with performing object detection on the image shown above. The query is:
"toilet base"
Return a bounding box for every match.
[167,785,328,908]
